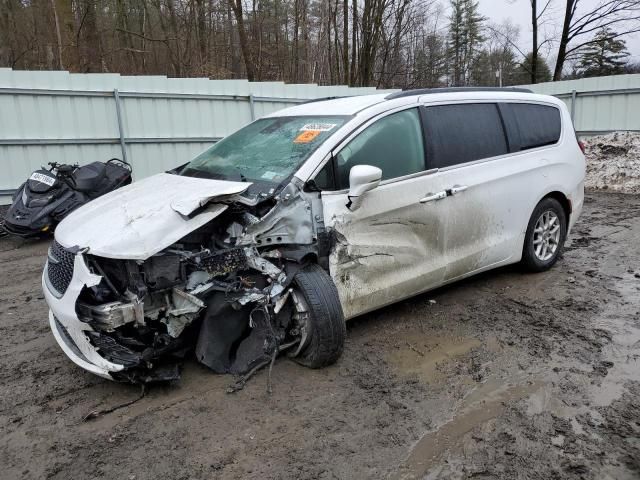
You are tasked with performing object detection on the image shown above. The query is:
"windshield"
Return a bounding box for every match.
[180,116,348,185]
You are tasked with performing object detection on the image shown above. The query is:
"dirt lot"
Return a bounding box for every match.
[1,192,639,480]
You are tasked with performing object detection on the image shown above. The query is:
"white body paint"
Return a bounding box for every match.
[54,173,251,260]
[314,93,584,319]
[43,90,585,377]
[43,254,122,378]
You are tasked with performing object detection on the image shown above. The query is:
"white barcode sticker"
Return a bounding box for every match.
[300,123,337,132]
[29,172,56,186]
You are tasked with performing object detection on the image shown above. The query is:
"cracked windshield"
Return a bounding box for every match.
[181,116,348,184]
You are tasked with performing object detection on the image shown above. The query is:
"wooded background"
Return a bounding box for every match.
[2,0,640,88]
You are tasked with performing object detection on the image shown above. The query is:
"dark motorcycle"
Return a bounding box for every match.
[2,159,132,237]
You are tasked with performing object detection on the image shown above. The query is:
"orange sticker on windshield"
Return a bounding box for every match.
[294,130,321,143]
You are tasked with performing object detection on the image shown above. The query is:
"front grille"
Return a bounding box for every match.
[86,331,142,367]
[47,240,75,295]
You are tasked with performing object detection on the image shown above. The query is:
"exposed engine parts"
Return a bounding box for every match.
[197,247,247,277]
[71,182,322,385]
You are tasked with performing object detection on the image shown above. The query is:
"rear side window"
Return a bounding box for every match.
[422,103,508,168]
[499,103,561,151]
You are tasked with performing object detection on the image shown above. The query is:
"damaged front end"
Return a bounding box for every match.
[44,180,326,383]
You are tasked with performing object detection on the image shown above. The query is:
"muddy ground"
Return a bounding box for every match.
[1,192,639,480]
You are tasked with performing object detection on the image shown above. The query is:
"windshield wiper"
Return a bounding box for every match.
[231,167,248,182]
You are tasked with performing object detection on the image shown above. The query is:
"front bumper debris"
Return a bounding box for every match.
[43,244,299,384]
[43,253,127,379]
[44,250,200,383]
[43,181,319,384]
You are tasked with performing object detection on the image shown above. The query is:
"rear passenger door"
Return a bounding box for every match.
[420,102,530,281]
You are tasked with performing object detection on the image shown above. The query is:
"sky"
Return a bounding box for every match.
[476,0,640,65]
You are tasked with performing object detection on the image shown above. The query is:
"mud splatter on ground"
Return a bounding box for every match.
[1,192,639,479]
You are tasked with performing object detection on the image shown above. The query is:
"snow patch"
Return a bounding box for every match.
[583,132,640,194]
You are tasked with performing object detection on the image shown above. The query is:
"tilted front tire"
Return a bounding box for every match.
[292,264,346,368]
[521,197,567,272]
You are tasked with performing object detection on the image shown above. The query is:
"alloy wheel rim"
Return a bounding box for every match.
[533,210,561,261]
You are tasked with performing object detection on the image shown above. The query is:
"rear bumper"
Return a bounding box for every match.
[568,181,585,234]
[43,253,125,380]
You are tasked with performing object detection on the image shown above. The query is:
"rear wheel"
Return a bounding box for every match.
[521,197,567,272]
[290,264,345,368]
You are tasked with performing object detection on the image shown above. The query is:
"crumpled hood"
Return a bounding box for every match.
[55,173,251,260]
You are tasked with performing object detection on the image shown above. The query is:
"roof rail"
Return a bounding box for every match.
[385,87,533,100]
[298,95,353,105]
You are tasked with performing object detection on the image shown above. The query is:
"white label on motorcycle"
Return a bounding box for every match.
[30,172,56,186]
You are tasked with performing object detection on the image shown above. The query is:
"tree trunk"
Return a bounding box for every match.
[55,0,74,69]
[531,0,537,83]
[50,0,64,69]
[554,0,575,81]
[79,0,101,72]
[227,1,241,77]
[293,0,300,82]
[166,0,182,76]
[342,0,349,84]
[229,0,255,81]
[350,0,358,85]
[196,0,208,70]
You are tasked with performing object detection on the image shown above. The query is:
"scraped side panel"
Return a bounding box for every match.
[322,175,448,320]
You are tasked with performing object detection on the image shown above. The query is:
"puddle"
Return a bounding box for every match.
[390,375,542,480]
[526,382,573,417]
[386,334,481,384]
[484,335,502,353]
[590,276,640,407]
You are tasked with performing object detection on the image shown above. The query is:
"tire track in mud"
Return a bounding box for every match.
[1,193,639,480]
[389,193,640,480]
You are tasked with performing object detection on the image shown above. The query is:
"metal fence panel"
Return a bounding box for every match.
[523,74,640,135]
[0,68,394,203]
[4,69,640,204]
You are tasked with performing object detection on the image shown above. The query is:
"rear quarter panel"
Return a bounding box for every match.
[522,105,585,238]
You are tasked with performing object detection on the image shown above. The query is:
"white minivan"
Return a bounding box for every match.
[43,88,585,383]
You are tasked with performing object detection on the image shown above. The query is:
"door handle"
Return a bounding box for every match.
[450,185,468,195]
[419,191,447,204]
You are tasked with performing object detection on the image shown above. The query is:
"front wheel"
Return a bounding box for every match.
[290,264,346,368]
[521,197,567,272]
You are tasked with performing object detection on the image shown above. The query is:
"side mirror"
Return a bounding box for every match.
[347,165,382,211]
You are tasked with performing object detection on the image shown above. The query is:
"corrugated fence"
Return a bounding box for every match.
[2,69,640,203]
[0,68,393,203]
[524,74,640,136]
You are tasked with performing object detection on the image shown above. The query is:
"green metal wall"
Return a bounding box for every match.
[0,68,394,203]
[523,74,640,136]
[3,69,639,204]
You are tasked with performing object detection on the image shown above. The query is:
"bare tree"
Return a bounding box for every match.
[0,0,493,89]
[343,0,349,84]
[228,0,255,80]
[554,0,640,80]
[529,0,553,83]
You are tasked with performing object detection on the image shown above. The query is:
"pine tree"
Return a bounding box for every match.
[470,47,518,87]
[448,0,485,86]
[576,28,630,78]
[449,0,465,86]
[516,52,552,84]
[462,0,485,83]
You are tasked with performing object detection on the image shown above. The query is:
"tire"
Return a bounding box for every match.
[292,264,346,368]
[521,197,568,272]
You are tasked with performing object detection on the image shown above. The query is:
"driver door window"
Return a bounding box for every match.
[333,108,426,189]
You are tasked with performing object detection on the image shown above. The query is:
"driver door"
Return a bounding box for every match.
[318,108,449,319]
